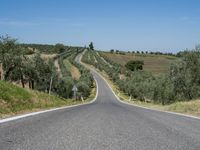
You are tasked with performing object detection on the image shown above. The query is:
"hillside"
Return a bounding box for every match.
[0,37,96,118]
[82,49,200,117]
[100,52,177,75]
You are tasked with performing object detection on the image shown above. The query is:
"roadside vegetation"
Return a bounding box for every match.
[0,35,95,118]
[82,46,200,116]
[0,79,96,118]
[0,80,80,118]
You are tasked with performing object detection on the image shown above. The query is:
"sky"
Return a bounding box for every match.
[0,0,200,52]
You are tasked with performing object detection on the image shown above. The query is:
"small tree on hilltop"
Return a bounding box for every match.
[55,43,65,53]
[110,49,114,53]
[89,42,94,50]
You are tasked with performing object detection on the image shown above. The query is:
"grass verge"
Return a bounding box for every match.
[0,80,96,119]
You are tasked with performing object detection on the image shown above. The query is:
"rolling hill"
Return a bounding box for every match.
[100,52,177,75]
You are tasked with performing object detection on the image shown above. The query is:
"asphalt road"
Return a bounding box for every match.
[0,54,200,150]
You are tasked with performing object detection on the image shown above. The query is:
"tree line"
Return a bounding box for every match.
[20,43,83,54]
[110,49,175,56]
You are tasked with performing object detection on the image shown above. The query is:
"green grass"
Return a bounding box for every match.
[0,80,96,118]
[166,100,200,116]
[101,52,177,75]
[63,59,72,71]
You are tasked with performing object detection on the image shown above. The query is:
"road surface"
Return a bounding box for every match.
[0,53,200,150]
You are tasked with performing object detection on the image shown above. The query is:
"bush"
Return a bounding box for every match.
[56,77,74,98]
[110,49,114,53]
[170,51,200,100]
[125,60,144,71]
[54,43,66,53]
[77,81,90,98]
[153,76,175,104]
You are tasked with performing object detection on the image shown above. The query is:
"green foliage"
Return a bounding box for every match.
[0,36,24,81]
[125,60,144,71]
[170,51,200,100]
[77,82,90,98]
[77,67,94,98]
[152,76,175,104]
[83,48,200,105]
[54,43,66,53]
[0,35,93,100]
[58,57,71,77]
[56,77,74,98]
[35,57,58,92]
[110,49,114,53]
[0,80,79,117]
[89,42,94,50]
[119,51,126,55]
[0,80,31,102]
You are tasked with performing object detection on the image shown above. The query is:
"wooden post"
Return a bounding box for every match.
[49,76,53,95]
[72,85,78,100]
[81,96,84,102]
[0,63,3,80]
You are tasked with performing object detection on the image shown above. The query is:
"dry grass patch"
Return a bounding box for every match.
[54,59,62,77]
[166,100,200,116]
[63,59,81,80]
[41,54,57,59]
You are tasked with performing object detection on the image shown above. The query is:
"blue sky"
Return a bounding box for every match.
[0,0,200,52]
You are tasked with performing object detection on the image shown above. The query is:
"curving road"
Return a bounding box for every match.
[0,53,200,150]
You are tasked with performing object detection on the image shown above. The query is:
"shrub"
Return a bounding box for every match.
[77,81,90,98]
[125,60,144,71]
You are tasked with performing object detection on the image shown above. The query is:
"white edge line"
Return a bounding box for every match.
[92,67,200,120]
[0,55,98,124]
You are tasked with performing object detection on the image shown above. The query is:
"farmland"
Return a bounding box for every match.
[100,52,177,75]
